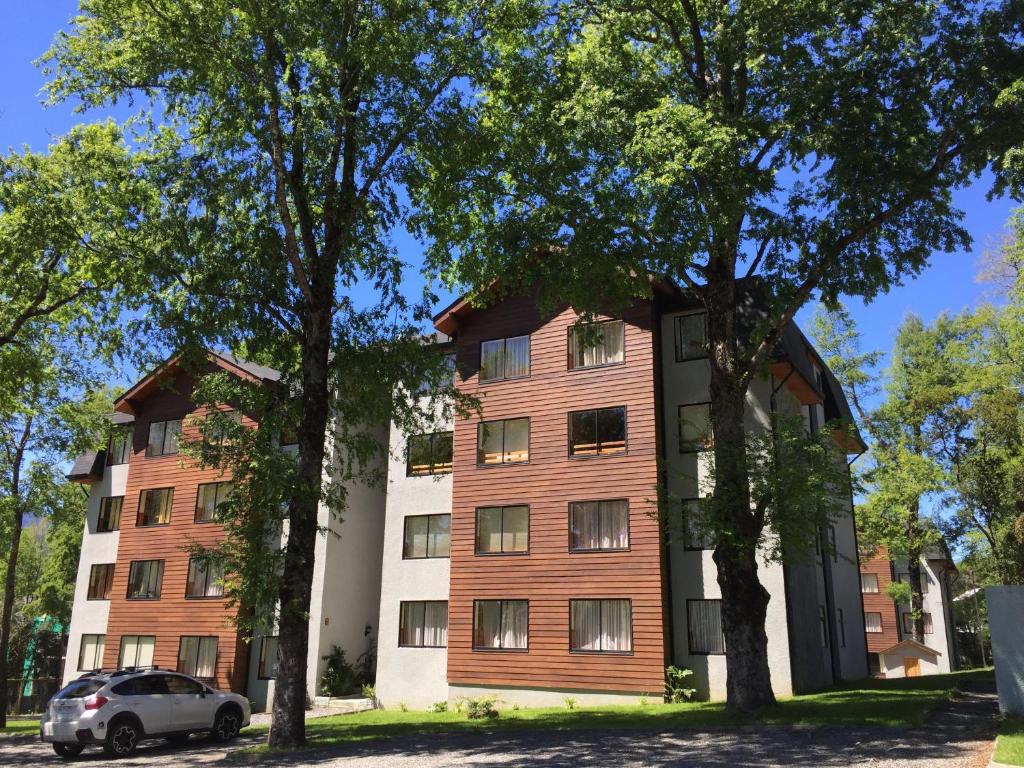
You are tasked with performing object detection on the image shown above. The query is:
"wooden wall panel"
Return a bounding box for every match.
[101,369,250,692]
[446,296,666,693]
[860,546,901,654]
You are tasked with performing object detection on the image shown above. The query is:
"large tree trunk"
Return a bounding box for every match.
[906,503,926,644]
[705,270,776,711]
[268,302,333,748]
[0,417,31,728]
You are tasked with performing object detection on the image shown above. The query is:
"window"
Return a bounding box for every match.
[178,636,217,679]
[569,500,629,551]
[402,514,451,559]
[126,560,164,600]
[146,419,182,457]
[195,481,233,523]
[473,600,528,650]
[818,606,829,647]
[118,635,155,668]
[864,612,883,633]
[137,488,173,526]
[97,496,123,532]
[568,406,626,457]
[203,409,241,449]
[570,599,632,653]
[682,499,713,550]
[78,634,105,670]
[398,601,449,648]
[837,608,847,648]
[860,573,879,594]
[87,564,115,600]
[186,558,224,598]
[406,432,454,476]
[477,418,529,465]
[674,313,707,361]
[258,636,279,679]
[687,599,725,654]
[106,428,131,466]
[480,335,530,382]
[828,525,838,562]
[898,572,930,594]
[166,675,204,695]
[679,403,712,452]
[568,320,625,369]
[111,675,167,696]
[902,612,933,634]
[476,506,529,554]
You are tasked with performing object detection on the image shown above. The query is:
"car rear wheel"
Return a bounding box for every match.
[211,705,242,742]
[104,719,141,758]
[52,743,84,759]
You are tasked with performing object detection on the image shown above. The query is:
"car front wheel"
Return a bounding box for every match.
[104,719,141,758]
[52,742,84,759]
[211,705,242,742]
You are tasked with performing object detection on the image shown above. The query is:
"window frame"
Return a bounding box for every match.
[567,406,628,458]
[860,573,880,594]
[87,563,115,600]
[126,559,165,600]
[118,635,156,668]
[405,431,454,477]
[479,335,531,383]
[568,598,634,655]
[96,496,123,533]
[681,498,713,551]
[864,611,883,633]
[78,634,105,671]
[471,599,529,652]
[145,419,182,458]
[177,635,218,680]
[106,428,132,466]
[567,319,626,371]
[568,499,630,553]
[902,612,934,635]
[674,312,708,362]
[194,480,233,524]
[185,557,225,599]
[258,636,279,679]
[678,402,713,453]
[397,600,449,648]
[686,598,725,655]
[401,514,452,559]
[476,417,530,466]
[136,487,174,527]
[475,505,530,555]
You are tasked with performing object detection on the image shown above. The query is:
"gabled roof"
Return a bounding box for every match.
[878,638,942,657]
[114,350,280,415]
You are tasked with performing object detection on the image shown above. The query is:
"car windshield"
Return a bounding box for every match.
[54,680,104,699]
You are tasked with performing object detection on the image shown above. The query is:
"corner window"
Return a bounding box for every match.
[674,312,707,361]
[473,600,528,651]
[399,601,449,648]
[682,499,713,550]
[97,496,123,532]
[569,500,628,551]
[146,419,182,457]
[126,559,164,600]
[477,418,529,465]
[864,612,883,633]
[903,612,933,634]
[818,606,829,647]
[861,573,879,594]
[568,320,625,369]
[195,481,233,523]
[570,599,632,653]
[87,563,115,600]
[568,406,626,457]
[137,488,173,526]
[679,403,712,452]
[402,514,451,559]
[475,505,529,554]
[480,335,530,382]
[118,635,155,668]
[106,428,131,466]
[687,599,725,654]
[78,634,105,671]
[258,636,279,679]
[178,636,217,679]
[407,432,454,476]
[898,572,930,594]
[186,558,224,598]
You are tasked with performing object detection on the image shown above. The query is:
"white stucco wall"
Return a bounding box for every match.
[375,405,452,710]
[62,464,128,685]
[879,644,942,678]
[988,585,1024,715]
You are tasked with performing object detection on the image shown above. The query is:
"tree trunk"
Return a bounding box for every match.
[267,302,333,748]
[906,503,926,644]
[0,417,31,728]
[705,269,777,711]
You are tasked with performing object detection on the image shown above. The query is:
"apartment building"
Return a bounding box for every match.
[64,285,870,709]
[859,544,958,678]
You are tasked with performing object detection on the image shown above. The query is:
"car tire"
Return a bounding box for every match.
[104,717,141,758]
[165,733,190,745]
[52,743,84,759]
[211,705,242,742]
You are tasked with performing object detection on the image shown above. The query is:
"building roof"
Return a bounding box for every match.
[877,638,942,657]
[66,412,137,483]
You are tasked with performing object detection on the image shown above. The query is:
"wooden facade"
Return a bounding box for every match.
[445,295,667,693]
[101,367,251,691]
[860,545,901,654]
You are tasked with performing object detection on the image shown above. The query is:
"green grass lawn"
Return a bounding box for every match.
[0,719,39,735]
[241,668,993,754]
[995,717,1024,766]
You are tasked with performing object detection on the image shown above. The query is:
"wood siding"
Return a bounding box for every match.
[446,296,666,693]
[860,546,901,654]
[101,369,250,692]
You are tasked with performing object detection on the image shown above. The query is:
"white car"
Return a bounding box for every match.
[40,668,251,758]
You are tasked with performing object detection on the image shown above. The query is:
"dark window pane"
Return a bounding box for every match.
[597,407,626,453]
[569,411,597,456]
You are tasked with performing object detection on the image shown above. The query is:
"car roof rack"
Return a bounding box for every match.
[110,665,161,677]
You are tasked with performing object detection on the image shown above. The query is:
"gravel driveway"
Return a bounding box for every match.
[0,691,998,767]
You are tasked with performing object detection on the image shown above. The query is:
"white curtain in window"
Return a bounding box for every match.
[504,336,530,378]
[571,600,601,650]
[601,501,629,549]
[602,600,632,652]
[571,502,601,550]
[502,506,529,552]
[196,638,217,678]
[501,601,528,649]
[865,612,882,632]
[79,635,104,670]
[474,602,501,647]
[428,515,451,557]
[423,602,449,647]
[261,637,279,678]
[688,600,725,654]
[480,340,505,381]
[405,516,429,558]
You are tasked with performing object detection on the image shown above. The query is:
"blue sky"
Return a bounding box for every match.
[2,1,1018,386]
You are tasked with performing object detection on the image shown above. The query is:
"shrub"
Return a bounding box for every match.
[459,696,499,719]
[563,696,577,710]
[320,646,358,696]
[399,702,408,712]
[430,700,449,713]
[361,683,376,701]
[664,666,697,703]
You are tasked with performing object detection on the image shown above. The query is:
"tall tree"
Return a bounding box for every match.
[44,0,527,746]
[414,0,1024,708]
